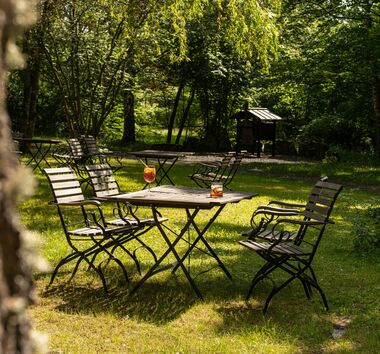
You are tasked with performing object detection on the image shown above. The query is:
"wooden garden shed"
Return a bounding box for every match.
[233,107,283,157]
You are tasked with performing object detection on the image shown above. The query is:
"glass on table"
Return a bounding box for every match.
[143,165,156,190]
[210,183,223,197]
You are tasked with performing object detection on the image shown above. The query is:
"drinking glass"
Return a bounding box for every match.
[210,183,223,197]
[143,165,156,190]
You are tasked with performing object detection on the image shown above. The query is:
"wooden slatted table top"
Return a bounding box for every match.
[14,137,62,144]
[104,185,257,209]
[129,150,189,159]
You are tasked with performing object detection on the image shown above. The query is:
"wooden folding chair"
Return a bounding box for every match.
[239,178,343,313]
[81,136,126,173]
[189,151,247,190]
[85,163,169,261]
[44,167,146,294]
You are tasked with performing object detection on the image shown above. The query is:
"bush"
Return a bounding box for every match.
[352,205,380,252]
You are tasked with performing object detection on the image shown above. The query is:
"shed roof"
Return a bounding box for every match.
[234,107,283,122]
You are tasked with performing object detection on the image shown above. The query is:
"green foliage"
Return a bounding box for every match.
[352,204,380,253]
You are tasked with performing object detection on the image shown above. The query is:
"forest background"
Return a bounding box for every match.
[8,0,380,160]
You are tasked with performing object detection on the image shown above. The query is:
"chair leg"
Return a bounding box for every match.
[263,274,298,313]
[81,256,109,295]
[134,237,158,262]
[47,252,80,289]
[68,256,85,283]
[307,266,329,310]
[111,242,141,276]
[246,261,278,301]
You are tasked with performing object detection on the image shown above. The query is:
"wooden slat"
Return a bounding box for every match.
[90,176,115,185]
[93,182,119,192]
[95,189,120,197]
[51,181,80,190]
[305,202,330,216]
[315,180,342,190]
[88,170,113,178]
[239,240,310,255]
[311,187,338,199]
[86,164,110,171]
[303,210,326,222]
[47,173,78,182]
[308,194,333,207]
[54,187,83,198]
[56,194,85,203]
[68,227,102,236]
[44,167,73,174]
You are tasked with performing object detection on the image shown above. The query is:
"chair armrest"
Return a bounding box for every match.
[276,218,330,226]
[199,162,221,168]
[257,205,302,213]
[50,200,102,207]
[253,209,301,218]
[268,200,305,208]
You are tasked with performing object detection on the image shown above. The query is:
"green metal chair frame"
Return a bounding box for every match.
[239,178,343,313]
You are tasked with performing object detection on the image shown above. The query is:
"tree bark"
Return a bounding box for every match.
[0,1,37,352]
[372,63,380,157]
[166,82,184,144]
[121,89,136,145]
[175,87,195,145]
[21,30,42,138]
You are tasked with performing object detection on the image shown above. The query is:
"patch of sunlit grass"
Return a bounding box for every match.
[21,159,380,353]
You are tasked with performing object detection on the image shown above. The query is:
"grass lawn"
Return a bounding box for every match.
[20,157,380,353]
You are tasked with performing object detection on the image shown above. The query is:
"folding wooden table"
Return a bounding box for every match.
[14,137,61,172]
[104,185,257,299]
[129,150,187,188]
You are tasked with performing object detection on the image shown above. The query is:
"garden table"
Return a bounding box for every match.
[129,150,187,188]
[14,137,62,173]
[103,185,257,299]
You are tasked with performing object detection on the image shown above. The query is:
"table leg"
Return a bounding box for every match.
[172,205,232,280]
[33,143,53,172]
[129,207,204,299]
[155,157,178,186]
[23,142,53,172]
[142,157,179,188]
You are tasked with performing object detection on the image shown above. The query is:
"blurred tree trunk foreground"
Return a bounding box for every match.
[0,0,38,352]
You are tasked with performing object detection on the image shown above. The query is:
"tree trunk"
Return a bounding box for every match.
[175,87,195,145]
[372,63,380,157]
[21,30,42,138]
[166,82,184,144]
[363,1,380,157]
[121,89,136,145]
[0,1,37,352]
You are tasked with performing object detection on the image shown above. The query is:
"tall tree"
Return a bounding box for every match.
[158,0,281,149]
[258,0,380,155]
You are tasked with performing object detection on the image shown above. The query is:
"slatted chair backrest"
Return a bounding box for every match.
[223,150,247,186]
[85,164,120,198]
[68,138,86,160]
[44,167,86,235]
[81,135,99,156]
[295,179,343,252]
[44,167,84,204]
[303,179,343,223]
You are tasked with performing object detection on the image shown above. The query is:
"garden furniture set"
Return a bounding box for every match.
[37,136,344,312]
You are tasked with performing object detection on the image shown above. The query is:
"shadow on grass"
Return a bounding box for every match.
[38,264,247,325]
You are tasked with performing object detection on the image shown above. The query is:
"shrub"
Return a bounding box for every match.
[352,205,380,252]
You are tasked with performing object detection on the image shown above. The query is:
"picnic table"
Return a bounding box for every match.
[14,137,61,172]
[103,185,257,299]
[129,150,187,188]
